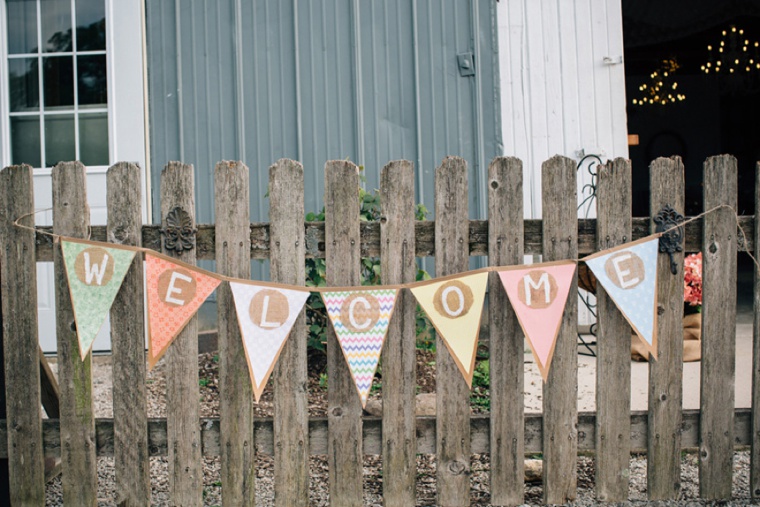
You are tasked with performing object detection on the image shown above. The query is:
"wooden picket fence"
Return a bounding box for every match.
[0,154,753,506]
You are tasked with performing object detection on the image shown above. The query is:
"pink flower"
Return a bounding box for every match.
[683,252,702,307]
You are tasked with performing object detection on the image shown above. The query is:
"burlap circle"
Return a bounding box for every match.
[250,289,289,329]
[74,247,114,286]
[433,280,474,319]
[517,270,558,309]
[339,293,380,333]
[604,251,645,290]
[157,268,197,307]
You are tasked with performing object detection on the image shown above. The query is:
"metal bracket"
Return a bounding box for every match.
[160,206,197,253]
[457,52,475,77]
[653,205,685,275]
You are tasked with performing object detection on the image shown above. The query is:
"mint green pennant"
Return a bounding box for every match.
[61,240,137,359]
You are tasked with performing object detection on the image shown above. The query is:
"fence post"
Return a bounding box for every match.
[108,162,150,506]
[380,160,417,506]
[215,161,255,505]
[325,160,363,506]
[161,162,202,506]
[435,156,471,506]
[270,159,309,507]
[0,164,45,505]
[753,161,760,501]
[699,154,737,499]
[488,157,524,506]
[541,155,578,504]
[648,156,684,500]
[53,161,97,505]
[594,158,632,501]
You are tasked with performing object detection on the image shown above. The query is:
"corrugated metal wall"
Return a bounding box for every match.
[145,0,501,230]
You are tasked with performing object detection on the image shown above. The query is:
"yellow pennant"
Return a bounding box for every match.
[410,272,488,386]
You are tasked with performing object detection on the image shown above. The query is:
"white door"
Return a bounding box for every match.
[0,0,148,352]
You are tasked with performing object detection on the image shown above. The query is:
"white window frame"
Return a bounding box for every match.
[0,0,149,193]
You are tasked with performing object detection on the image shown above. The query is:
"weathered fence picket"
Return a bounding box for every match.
[270,159,309,507]
[0,164,45,505]
[700,154,738,499]
[53,162,98,506]
[594,158,633,501]
[380,160,417,506]
[542,156,580,504]
[108,162,150,507]
[325,161,364,506]
[215,160,255,506]
[753,161,760,501]
[161,162,203,506]
[648,156,685,500]
[0,153,755,506]
[488,156,525,506]
[435,156,472,506]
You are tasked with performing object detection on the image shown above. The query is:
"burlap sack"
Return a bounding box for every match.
[631,312,701,362]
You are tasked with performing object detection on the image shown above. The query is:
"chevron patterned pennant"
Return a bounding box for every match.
[322,288,398,407]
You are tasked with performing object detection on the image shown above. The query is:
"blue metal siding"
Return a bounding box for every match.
[146,0,500,226]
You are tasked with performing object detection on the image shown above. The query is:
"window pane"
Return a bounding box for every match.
[10,116,41,167]
[43,56,74,108]
[79,113,108,165]
[9,58,39,112]
[77,55,107,106]
[75,0,105,51]
[41,0,72,52]
[7,0,38,54]
[45,114,75,165]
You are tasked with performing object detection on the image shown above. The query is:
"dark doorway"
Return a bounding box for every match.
[623,1,760,217]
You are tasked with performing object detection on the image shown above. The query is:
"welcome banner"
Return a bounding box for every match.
[229,281,310,401]
[410,272,488,387]
[61,239,136,359]
[146,254,221,369]
[322,288,397,407]
[498,261,576,381]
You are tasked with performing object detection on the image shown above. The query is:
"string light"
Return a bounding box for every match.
[702,25,760,92]
[632,58,685,106]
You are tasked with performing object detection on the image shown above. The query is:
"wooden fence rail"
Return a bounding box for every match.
[0,154,751,505]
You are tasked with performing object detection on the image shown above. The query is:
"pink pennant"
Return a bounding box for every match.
[497,261,576,381]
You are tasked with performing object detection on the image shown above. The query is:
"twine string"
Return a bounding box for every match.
[11,204,760,289]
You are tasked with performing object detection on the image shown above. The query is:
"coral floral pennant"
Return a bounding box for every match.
[497,261,576,381]
[322,288,397,407]
[146,254,220,369]
[61,239,136,359]
[229,281,309,402]
[583,237,659,360]
[410,272,488,387]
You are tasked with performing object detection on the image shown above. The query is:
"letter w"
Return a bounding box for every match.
[84,252,109,286]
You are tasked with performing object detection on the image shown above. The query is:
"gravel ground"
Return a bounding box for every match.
[43,352,754,506]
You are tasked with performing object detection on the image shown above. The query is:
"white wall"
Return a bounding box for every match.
[498,0,629,219]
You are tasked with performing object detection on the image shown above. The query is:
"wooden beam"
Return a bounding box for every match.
[0,410,749,459]
[31,216,757,262]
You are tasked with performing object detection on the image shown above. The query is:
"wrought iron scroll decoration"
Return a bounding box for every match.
[654,205,685,275]
[576,154,603,357]
[161,206,197,253]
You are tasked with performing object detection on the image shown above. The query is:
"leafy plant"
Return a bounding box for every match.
[470,360,490,410]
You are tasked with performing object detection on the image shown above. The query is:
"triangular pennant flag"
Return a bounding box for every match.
[229,282,309,402]
[146,254,221,369]
[61,239,136,359]
[498,261,576,381]
[322,288,397,407]
[583,236,659,360]
[410,272,488,387]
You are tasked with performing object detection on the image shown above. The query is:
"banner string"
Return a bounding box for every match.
[13,204,758,292]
